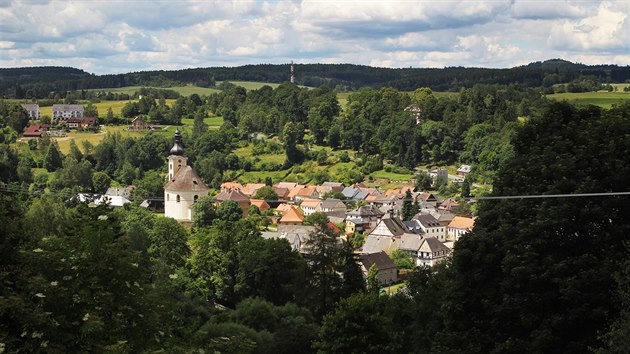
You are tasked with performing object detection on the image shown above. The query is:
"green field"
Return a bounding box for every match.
[51,125,177,154]
[370,169,414,181]
[546,91,630,108]
[87,85,221,96]
[37,99,177,118]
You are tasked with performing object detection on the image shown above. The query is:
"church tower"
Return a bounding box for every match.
[164,129,209,222]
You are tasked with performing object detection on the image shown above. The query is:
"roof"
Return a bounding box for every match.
[288,186,305,199]
[169,129,185,156]
[362,234,400,254]
[276,182,300,190]
[430,210,455,223]
[275,203,293,214]
[348,205,385,218]
[457,165,472,173]
[300,198,321,209]
[241,183,266,196]
[321,198,345,209]
[23,124,44,136]
[419,237,451,254]
[380,218,409,236]
[220,181,243,190]
[297,186,316,197]
[21,103,39,110]
[415,214,441,228]
[52,104,84,111]
[448,216,475,230]
[403,220,424,234]
[250,199,270,211]
[67,117,96,125]
[342,187,360,198]
[105,186,134,197]
[215,188,249,202]
[326,221,341,234]
[399,233,425,251]
[440,198,460,211]
[273,187,290,199]
[263,225,317,253]
[418,192,438,202]
[322,182,343,187]
[359,251,397,271]
[164,166,209,192]
[279,206,304,223]
[354,191,369,200]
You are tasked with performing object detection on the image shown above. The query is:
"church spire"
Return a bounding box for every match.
[169,128,184,156]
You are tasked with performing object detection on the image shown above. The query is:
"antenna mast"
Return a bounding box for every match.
[290,60,295,84]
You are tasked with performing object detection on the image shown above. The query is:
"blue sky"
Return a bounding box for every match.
[0,0,628,74]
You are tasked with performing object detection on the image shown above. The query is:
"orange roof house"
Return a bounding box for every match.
[220,181,243,191]
[447,216,475,241]
[215,188,250,217]
[275,203,293,215]
[279,206,304,225]
[241,183,266,197]
[250,199,270,212]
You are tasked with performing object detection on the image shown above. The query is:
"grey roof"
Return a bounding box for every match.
[324,210,347,221]
[403,220,424,234]
[380,218,409,236]
[52,104,84,111]
[414,214,441,228]
[429,210,455,223]
[106,186,134,198]
[267,225,317,253]
[353,191,369,200]
[342,187,360,198]
[322,182,344,187]
[164,166,209,192]
[422,237,451,254]
[359,251,397,271]
[321,198,345,209]
[21,104,39,110]
[362,234,400,254]
[399,233,425,251]
[348,205,384,218]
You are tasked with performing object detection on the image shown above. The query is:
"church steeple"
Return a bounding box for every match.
[167,129,187,181]
[169,128,184,156]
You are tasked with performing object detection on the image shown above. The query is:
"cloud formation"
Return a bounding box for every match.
[0,0,628,74]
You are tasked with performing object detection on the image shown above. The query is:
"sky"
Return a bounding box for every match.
[0,0,628,75]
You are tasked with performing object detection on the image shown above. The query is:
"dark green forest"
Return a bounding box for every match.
[2,59,630,98]
[1,100,629,352]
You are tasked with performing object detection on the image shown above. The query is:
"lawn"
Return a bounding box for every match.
[237,170,291,184]
[37,99,177,118]
[87,85,221,96]
[370,169,414,182]
[547,91,630,108]
[53,125,177,154]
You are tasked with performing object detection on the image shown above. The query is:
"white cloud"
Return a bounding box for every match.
[0,0,627,74]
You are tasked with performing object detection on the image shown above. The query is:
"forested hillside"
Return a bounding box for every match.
[2,59,630,98]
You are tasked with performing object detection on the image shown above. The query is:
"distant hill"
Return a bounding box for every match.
[2,59,629,98]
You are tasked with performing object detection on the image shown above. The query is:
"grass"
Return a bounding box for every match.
[53,125,178,154]
[181,115,224,127]
[237,170,291,184]
[37,99,177,118]
[370,169,414,181]
[546,91,630,108]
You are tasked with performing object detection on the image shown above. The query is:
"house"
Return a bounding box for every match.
[417,192,439,207]
[21,104,40,120]
[241,183,266,197]
[295,186,318,201]
[457,164,472,177]
[275,203,293,215]
[341,187,360,199]
[287,185,306,201]
[428,168,448,185]
[322,181,344,193]
[275,181,300,190]
[130,116,149,130]
[361,216,412,255]
[300,198,321,216]
[319,198,346,214]
[278,206,304,225]
[66,117,97,128]
[359,252,398,286]
[439,198,460,212]
[273,187,290,201]
[215,188,251,218]
[52,104,84,122]
[249,199,270,212]
[404,104,422,124]
[414,214,447,241]
[314,185,333,196]
[22,124,49,137]
[345,205,385,235]
[78,193,130,208]
[429,210,456,227]
[448,216,475,241]
[164,130,209,222]
[262,224,316,253]
[400,235,451,267]
[105,186,134,200]
[220,181,243,192]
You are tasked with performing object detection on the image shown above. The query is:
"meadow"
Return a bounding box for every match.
[546,91,630,108]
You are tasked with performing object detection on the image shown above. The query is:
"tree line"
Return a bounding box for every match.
[3,59,630,98]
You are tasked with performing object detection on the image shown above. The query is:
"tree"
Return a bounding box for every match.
[42,140,63,172]
[68,139,83,161]
[253,186,278,201]
[216,200,243,222]
[91,171,111,193]
[105,106,115,124]
[366,264,380,293]
[192,195,217,228]
[415,171,433,191]
[316,293,403,353]
[461,178,471,197]
[401,189,415,221]
[149,218,190,279]
[391,249,414,269]
[84,102,98,117]
[281,121,304,164]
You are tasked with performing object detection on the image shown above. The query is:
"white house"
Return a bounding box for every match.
[448,216,475,241]
[52,104,84,122]
[164,129,208,222]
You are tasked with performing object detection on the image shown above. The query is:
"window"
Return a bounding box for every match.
[176,195,180,203]
[194,195,198,202]
[167,194,170,201]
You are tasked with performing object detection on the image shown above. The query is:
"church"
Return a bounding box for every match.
[164,129,209,221]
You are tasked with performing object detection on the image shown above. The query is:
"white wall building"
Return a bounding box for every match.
[164,129,208,222]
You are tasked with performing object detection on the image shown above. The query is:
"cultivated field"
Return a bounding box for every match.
[546,91,630,108]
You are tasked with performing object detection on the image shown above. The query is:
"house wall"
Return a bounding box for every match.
[164,190,208,221]
[377,268,397,286]
[448,228,469,241]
